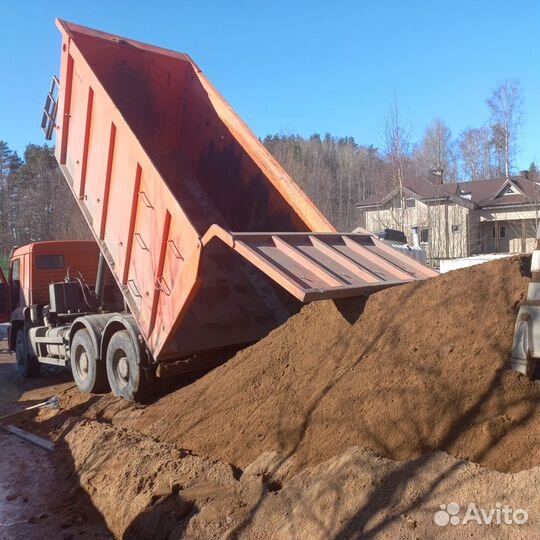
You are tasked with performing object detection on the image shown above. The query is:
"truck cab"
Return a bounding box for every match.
[0,239,149,399]
[0,240,101,352]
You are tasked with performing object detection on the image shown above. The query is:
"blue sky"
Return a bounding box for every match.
[1,0,539,170]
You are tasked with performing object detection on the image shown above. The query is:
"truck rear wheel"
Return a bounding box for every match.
[106,330,154,401]
[71,329,109,393]
[15,329,40,378]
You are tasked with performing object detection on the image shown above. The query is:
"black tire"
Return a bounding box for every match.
[15,329,40,378]
[70,329,109,393]
[106,330,154,401]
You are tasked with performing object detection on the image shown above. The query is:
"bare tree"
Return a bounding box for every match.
[382,97,411,230]
[458,126,495,180]
[414,118,457,181]
[487,79,524,178]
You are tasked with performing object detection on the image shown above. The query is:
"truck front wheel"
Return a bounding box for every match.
[15,329,40,378]
[71,329,109,393]
[106,330,154,401]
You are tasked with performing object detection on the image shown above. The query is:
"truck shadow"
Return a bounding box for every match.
[0,345,73,418]
[0,356,114,537]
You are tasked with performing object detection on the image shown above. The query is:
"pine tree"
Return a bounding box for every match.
[0,141,16,252]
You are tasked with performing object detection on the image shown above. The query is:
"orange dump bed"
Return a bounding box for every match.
[52,20,437,362]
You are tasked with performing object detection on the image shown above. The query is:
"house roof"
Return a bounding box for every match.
[356,175,540,210]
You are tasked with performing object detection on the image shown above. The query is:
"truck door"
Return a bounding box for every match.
[0,267,9,323]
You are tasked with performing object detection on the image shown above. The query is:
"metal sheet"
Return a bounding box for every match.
[203,228,438,302]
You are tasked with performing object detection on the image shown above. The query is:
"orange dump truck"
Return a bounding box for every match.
[0,20,436,400]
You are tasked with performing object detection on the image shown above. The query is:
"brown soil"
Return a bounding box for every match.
[12,256,540,539]
[99,255,540,476]
[0,430,112,540]
[64,420,540,540]
[63,420,247,540]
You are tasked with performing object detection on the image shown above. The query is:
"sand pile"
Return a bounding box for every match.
[63,420,249,539]
[65,420,540,540]
[100,255,540,476]
[18,255,540,539]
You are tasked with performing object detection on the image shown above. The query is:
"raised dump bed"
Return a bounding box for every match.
[51,20,437,367]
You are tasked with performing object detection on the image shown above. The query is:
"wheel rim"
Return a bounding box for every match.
[74,345,90,381]
[112,348,130,388]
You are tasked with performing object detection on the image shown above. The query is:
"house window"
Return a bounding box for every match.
[451,224,460,233]
[420,228,429,244]
[501,185,519,196]
[492,224,507,239]
[406,198,416,208]
[393,197,402,209]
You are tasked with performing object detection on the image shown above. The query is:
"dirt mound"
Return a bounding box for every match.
[64,420,540,540]
[243,448,540,540]
[63,420,249,539]
[13,256,540,539]
[98,255,539,477]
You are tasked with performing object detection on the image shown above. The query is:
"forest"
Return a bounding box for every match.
[0,79,532,258]
[0,142,89,271]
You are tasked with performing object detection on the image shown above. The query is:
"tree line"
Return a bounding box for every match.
[264,79,530,230]
[0,142,89,261]
[0,79,531,250]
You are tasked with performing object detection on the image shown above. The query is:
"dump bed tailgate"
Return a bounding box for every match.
[204,227,438,302]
